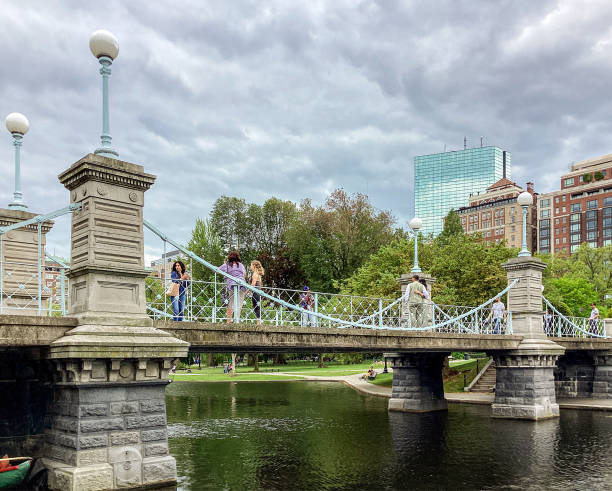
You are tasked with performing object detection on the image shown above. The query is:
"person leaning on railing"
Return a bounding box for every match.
[406,275,425,328]
[219,251,247,323]
[170,260,190,321]
[249,260,264,325]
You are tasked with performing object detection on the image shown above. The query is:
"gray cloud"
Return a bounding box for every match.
[1,0,612,260]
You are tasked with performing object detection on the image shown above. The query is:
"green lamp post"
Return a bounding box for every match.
[5,112,30,211]
[409,217,422,273]
[90,29,120,158]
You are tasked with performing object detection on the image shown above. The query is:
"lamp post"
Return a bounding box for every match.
[5,112,30,211]
[517,191,533,257]
[409,217,422,273]
[89,29,119,157]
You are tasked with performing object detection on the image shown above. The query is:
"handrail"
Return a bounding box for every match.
[0,203,81,235]
[543,296,607,338]
[144,218,519,332]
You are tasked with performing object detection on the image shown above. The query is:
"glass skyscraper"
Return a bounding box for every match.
[414,146,511,236]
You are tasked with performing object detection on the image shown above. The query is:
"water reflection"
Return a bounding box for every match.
[167,383,612,490]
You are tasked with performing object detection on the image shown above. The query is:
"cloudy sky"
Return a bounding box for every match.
[2,0,612,260]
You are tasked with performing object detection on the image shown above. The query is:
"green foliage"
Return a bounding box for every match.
[187,218,225,281]
[582,173,592,183]
[594,171,604,181]
[438,209,464,244]
[538,244,611,316]
[341,232,515,306]
[287,189,396,292]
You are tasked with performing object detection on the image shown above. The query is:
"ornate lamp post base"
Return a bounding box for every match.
[94,147,119,157]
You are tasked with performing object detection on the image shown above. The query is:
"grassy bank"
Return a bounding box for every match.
[170,361,379,382]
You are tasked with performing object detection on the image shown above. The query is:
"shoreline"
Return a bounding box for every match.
[171,374,612,411]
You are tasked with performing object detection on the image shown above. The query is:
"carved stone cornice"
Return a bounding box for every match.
[58,153,156,192]
[502,256,547,272]
[0,208,54,234]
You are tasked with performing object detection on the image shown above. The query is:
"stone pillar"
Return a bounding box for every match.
[44,154,189,491]
[492,257,564,420]
[592,351,612,399]
[0,209,53,315]
[386,352,448,412]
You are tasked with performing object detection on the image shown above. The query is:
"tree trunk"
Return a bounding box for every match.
[208,353,214,367]
[254,353,259,372]
[318,352,323,368]
[231,353,236,376]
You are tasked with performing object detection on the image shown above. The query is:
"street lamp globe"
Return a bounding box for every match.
[89,29,119,60]
[517,191,533,207]
[409,217,422,231]
[5,113,29,135]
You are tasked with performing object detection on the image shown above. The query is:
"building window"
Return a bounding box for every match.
[587,199,598,209]
[541,209,550,218]
[562,195,567,202]
[605,197,612,206]
[540,229,549,237]
[603,228,612,238]
[562,227,567,233]
[540,199,550,207]
[571,224,581,232]
[571,244,580,252]
[562,217,567,223]
[562,206,566,213]
[555,218,559,225]
[604,239,612,246]
[570,213,581,222]
[511,225,515,232]
[604,207,612,217]
[588,241,597,248]
[562,237,567,243]
[571,233,581,242]
[555,238,560,245]
[604,218,612,227]
[555,208,559,214]
[564,178,574,187]
[587,231,598,240]
[540,219,550,227]
[587,220,597,230]
[555,197,559,204]
[554,228,559,235]
[571,203,581,212]
[540,239,550,247]
[586,210,597,219]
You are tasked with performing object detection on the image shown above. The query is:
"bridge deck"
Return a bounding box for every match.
[1,315,610,353]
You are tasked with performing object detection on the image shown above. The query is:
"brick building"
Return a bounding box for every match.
[457,178,537,249]
[537,155,612,254]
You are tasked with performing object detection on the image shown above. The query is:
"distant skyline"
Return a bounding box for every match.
[2,1,612,259]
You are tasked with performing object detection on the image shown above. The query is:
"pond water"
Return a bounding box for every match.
[166,381,612,490]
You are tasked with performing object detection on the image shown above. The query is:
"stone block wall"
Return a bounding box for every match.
[492,353,560,420]
[0,349,52,458]
[388,352,447,412]
[593,352,612,399]
[554,351,594,398]
[46,382,176,489]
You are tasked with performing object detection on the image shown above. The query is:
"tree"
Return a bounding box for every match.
[438,209,464,243]
[187,218,225,281]
[543,276,598,317]
[210,196,254,254]
[341,233,516,306]
[286,189,396,292]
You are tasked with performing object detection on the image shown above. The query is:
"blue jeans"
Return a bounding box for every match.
[492,317,502,334]
[171,293,185,321]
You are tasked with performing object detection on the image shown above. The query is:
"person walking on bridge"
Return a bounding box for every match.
[170,260,190,321]
[588,303,600,335]
[488,296,506,334]
[250,260,264,325]
[406,275,425,328]
[219,251,247,323]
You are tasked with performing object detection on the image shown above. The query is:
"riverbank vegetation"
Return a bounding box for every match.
[185,196,610,315]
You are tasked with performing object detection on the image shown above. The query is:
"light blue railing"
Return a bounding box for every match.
[543,297,607,338]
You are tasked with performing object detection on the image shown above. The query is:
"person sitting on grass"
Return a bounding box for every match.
[363,366,376,380]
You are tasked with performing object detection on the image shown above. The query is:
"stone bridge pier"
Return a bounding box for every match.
[490,257,564,420]
[43,154,188,490]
